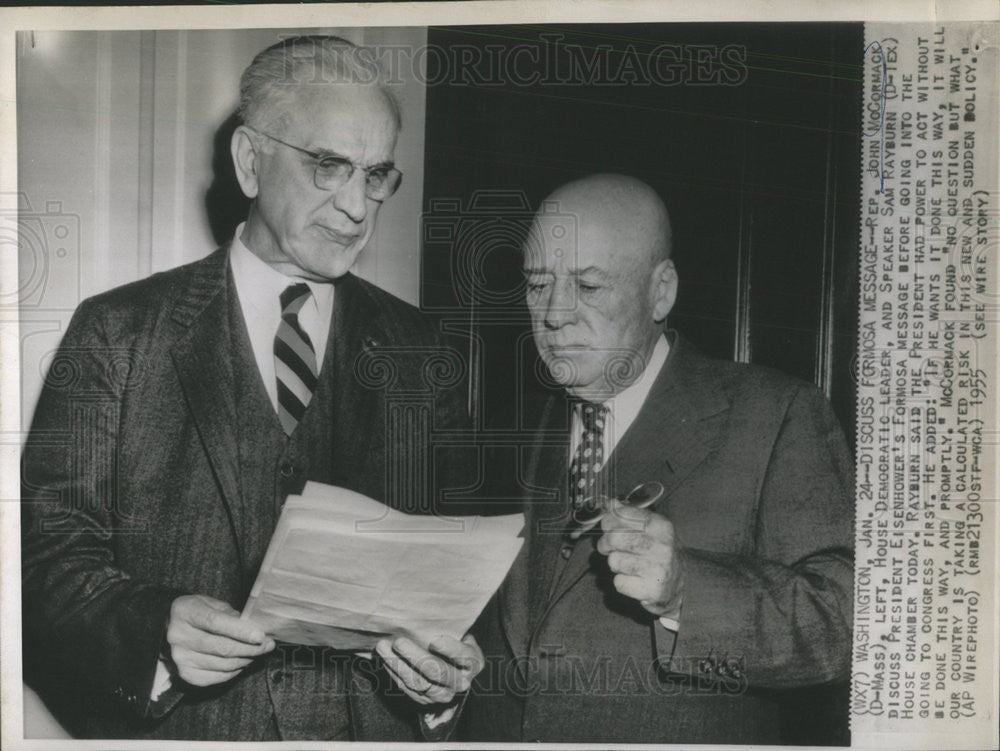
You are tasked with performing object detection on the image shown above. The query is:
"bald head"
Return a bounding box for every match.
[547,173,672,262]
[523,174,678,398]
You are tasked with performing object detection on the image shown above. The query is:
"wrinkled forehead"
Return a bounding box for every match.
[282,84,398,149]
[523,209,579,269]
[523,208,642,274]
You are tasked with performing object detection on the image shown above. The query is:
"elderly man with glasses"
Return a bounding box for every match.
[21,36,480,742]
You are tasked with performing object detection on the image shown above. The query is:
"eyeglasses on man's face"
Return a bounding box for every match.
[249,127,402,202]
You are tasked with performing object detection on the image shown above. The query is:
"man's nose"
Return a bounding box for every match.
[543,281,576,329]
[332,169,369,223]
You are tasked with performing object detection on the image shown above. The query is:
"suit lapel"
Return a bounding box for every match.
[611,335,730,502]
[497,541,530,673]
[545,334,731,608]
[325,274,390,483]
[527,421,571,627]
[169,246,247,571]
[498,394,570,672]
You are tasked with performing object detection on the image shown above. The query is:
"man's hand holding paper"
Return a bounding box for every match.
[166,595,276,687]
[376,633,484,705]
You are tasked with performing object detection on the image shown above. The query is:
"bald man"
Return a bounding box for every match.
[459,174,854,744]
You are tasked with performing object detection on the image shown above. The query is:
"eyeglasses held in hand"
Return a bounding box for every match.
[568,481,666,538]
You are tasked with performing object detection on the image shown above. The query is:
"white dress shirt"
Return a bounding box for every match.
[568,334,680,632]
[568,334,670,460]
[229,223,335,411]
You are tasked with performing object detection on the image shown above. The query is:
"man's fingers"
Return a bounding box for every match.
[607,550,656,578]
[184,605,268,644]
[166,595,274,687]
[196,632,273,659]
[376,634,483,702]
[601,502,676,544]
[170,648,254,673]
[175,666,243,687]
[169,623,275,658]
[380,659,432,704]
[427,634,484,674]
[392,638,463,689]
[376,640,458,704]
[641,512,677,544]
[597,528,653,555]
[458,633,484,675]
[198,597,240,614]
[600,504,645,533]
[379,656,451,705]
[612,572,658,603]
[375,640,432,690]
[598,523,677,556]
[611,569,682,617]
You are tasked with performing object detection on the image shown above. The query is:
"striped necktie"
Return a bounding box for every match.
[568,401,609,509]
[274,283,318,435]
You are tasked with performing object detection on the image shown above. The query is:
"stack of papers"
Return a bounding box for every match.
[242,482,524,651]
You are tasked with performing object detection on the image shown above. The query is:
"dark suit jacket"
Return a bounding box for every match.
[461,333,854,744]
[21,245,469,740]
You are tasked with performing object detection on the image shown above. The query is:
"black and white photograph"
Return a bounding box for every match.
[1,2,997,749]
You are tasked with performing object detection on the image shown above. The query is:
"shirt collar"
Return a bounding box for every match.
[597,333,671,432]
[229,222,334,315]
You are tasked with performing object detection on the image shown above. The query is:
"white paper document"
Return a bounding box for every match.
[242,482,525,651]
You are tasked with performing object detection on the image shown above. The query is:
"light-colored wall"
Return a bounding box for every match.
[17,27,427,425]
[15,27,426,737]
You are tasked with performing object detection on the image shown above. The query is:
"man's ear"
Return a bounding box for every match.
[231,126,260,199]
[651,258,678,323]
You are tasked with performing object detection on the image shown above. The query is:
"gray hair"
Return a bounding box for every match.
[237,35,402,134]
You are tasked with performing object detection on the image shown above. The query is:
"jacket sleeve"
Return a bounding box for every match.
[21,299,186,718]
[653,384,854,689]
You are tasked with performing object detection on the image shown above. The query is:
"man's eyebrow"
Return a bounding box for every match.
[310,146,395,169]
[309,145,349,159]
[571,266,611,279]
[521,266,611,278]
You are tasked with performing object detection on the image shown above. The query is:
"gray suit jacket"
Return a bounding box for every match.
[461,333,854,743]
[21,245,470,740]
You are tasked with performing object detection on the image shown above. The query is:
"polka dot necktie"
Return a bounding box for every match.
[568,401,609,510]
[274,283,318,435]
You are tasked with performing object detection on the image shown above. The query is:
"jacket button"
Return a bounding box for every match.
[280,463,295,478]
[272,670,285,684]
